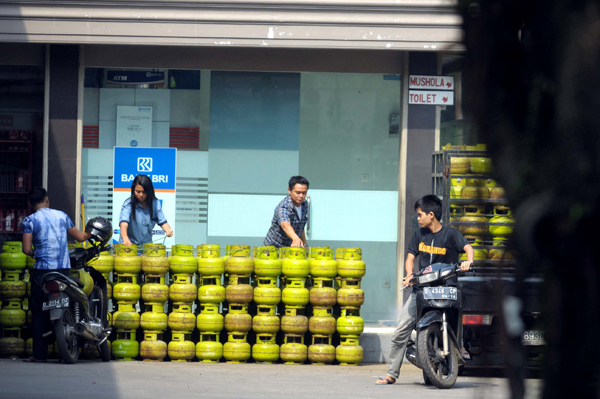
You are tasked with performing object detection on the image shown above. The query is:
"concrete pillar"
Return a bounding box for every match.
[397,52,439,307]
[47,45,80,223]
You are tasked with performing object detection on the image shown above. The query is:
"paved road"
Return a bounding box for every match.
[0,359,541,399]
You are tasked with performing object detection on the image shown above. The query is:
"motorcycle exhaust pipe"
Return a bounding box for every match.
[75,321,103,340]
[405,346,418,367]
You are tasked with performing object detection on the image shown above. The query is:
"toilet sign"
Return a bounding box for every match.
[409,90,454,105]
[409,75,455,106]
[112,147,177,247]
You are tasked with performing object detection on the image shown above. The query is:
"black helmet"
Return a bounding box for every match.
[85,216,113,246]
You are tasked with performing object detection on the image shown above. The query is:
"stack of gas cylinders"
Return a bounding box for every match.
[111,244,142,360]
[0,241,28,358]
[0,242,366,364]
[196,244,225,362]
[223,245,254,363]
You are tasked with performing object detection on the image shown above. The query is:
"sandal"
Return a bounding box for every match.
[23,356,47,363]
[375,376,396,385]
[461,346,471,360]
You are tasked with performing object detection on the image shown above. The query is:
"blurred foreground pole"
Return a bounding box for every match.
[460,0,600,398]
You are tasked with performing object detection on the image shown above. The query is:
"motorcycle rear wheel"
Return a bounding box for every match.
[54,307,80,364]
[417,323,459,389]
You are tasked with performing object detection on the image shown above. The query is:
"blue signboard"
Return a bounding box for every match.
[113,147,177,191]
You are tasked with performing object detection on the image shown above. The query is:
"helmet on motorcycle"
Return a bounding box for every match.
[85,216,113,246]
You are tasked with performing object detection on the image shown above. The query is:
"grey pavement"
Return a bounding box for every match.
[0,359,542,399]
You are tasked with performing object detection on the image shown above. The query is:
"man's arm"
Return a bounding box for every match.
[280,221,304,248]
[300,231,307,247]
[68,227,91,243]
[403,253,416,287]
[22,233,34,257]
[460,244,474,271]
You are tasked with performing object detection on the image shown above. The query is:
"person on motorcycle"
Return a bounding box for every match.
[21,187,91,363]
[375,194,474,385]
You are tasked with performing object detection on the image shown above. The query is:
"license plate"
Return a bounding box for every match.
[42,296,69,311]
[522,330,545,346]
[423,287,457,300]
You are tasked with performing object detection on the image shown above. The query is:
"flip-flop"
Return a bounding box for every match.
[375,376,396,385]
[23,357,47,363]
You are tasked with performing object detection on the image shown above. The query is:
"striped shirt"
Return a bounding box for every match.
[21,208,74,270]
[263,195,309,248]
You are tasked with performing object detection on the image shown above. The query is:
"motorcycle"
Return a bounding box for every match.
[404,263,466,389]
[40,217,113,364]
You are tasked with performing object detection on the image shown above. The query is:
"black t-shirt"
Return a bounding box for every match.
[407,225,469,286]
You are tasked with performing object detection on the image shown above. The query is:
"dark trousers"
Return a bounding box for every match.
[30,269,69,360]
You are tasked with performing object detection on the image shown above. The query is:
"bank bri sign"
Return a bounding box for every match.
[112,147,177,245]
[113,147,176,191]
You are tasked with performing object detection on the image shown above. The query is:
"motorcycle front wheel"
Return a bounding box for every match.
[417,323,459,389]
[54,307,80,364]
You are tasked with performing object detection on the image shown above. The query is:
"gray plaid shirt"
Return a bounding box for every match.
[263,195,309,248]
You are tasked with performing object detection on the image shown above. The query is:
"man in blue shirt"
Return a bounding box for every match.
[21,187,90,362]
[264,176,310,248]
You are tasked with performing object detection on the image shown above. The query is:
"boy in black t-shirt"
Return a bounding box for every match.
[375,195,474,385]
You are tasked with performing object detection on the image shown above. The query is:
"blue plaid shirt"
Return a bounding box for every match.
[264,195,309,248]
[21,208,74,270]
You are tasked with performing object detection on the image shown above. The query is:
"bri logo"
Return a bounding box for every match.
[137,157,153,172]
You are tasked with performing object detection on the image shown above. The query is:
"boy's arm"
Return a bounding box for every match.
[22,233,34,257]
[461,244,474,271]
[68,227,91,243]
[403,253,416,287]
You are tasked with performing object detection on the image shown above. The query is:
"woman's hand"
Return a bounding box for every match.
[123,238,132,246]
[162,224,174,237]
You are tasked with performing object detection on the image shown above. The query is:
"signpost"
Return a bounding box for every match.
[112,147,177,247]
[408,75,455,106]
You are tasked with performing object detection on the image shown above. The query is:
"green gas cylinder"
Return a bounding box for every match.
[337,308,364,335]
[197,245,225,276]
[198,276,226,304]
[282,248,309,278]
[168,333,196,362]
[308,307,336,335]
[196,333,223,362]
[254,246,281,277]
[142,244,169,275]
[337,279,364,307]
[0,242,26,272]
[309,248,337,278]
[252,334,279,364]
[337,248,366,279]
[282,278,309,306]
[168,303,196,332]
[308,335,335,365]
[253,277,281,306]
[140,332,167,362]
[252,306,280,334]
[111,330,139,361]
[309,278,336,307]
[87,250,114,274]
[280,334,307,364]
[224,305,252,332]
[224,247,254,275]
[0,300,26,328]
[169,245,197,274]
[197,304,224,332]
[169,274,197,302]
[114,245,141,274]
[223,333,251,363]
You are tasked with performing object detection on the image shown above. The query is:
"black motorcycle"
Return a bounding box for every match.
[41,217,113,364]
[404,263,466,389]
